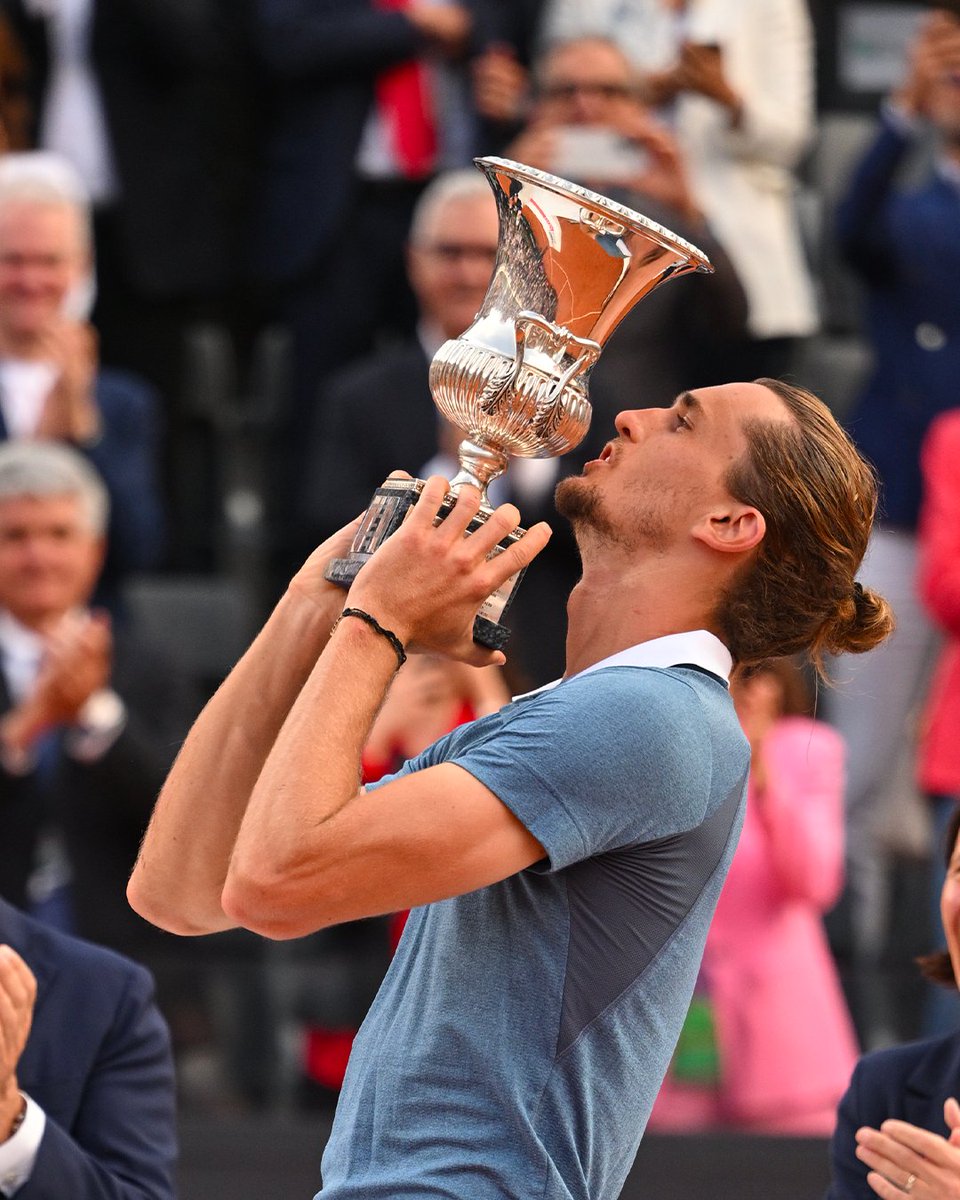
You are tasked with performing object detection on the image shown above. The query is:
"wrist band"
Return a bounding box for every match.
[334,607,407,669]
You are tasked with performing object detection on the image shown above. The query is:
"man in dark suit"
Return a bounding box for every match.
[0,154,164,605]
[0,441,195,958]
[0,895,176,1198]
[0,0,254,386]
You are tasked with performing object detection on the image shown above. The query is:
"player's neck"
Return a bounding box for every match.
[563,558,715,677]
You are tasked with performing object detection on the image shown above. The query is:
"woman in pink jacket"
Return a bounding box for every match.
[651,660,860,1133]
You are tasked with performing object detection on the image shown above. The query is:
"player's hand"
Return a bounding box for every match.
[347,474,551,667]
[288,511,367,624]
[856,1115,960,1197]
[0,944,35,1142]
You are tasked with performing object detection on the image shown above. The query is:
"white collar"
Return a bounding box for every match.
[0,608,45,663]
[512,630,732,702]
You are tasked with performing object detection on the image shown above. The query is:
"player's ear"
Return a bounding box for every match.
[692,504,766,555]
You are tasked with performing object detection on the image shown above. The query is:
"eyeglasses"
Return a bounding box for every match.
[540,81,634,102]
[419,243,498,265]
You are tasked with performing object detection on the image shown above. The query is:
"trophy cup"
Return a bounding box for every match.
[325,156,713,649]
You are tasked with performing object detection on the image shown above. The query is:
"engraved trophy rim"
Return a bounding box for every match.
[474,155,713,272]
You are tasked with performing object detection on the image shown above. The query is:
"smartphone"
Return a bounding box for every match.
[550,126,649,185]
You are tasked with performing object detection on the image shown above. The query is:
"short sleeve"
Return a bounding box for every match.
[450,668,724,872]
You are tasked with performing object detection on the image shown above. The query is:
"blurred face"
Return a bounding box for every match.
[556,382,790,554]
[0,202,88,340]
[536,40,638,127]
[941,829,960,990]
[407,194,499,340]
[0,493,103,628]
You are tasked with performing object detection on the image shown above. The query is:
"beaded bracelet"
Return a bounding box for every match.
[334,607,407,670]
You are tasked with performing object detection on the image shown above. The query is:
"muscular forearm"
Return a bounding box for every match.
[127,587,340,935]
[222,613,401,938]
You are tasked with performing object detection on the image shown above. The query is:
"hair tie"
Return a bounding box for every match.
[853,581,864,602]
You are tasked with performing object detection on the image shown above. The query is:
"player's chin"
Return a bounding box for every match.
[554,472,591,518]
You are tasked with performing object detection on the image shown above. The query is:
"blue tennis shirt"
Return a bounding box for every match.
[318,632,749,1200]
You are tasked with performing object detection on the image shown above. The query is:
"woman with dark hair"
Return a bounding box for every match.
[828,804,960,1198]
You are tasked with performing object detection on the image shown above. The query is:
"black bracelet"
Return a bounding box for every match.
[335,607,407,670]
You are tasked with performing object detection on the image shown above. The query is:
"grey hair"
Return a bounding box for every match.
[0,152,93,257]
[0,441,109,534]
[408,169,494,248]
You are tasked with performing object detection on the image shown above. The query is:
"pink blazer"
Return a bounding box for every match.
[918,410,960,796]
[704,717,859,1123]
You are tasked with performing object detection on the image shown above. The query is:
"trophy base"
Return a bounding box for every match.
[324,478,525,651]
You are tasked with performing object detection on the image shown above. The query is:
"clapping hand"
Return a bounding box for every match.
[1,610,111,753]
[855,1100,960,1197]
[35,321,100,444]
[0,945,35,1143]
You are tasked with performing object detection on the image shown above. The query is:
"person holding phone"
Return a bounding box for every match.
[661,0,819,380]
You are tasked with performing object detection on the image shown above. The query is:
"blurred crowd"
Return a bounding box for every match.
[1,0,960,1184]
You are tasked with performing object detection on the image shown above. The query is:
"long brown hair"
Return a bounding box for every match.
[714,379,894,672]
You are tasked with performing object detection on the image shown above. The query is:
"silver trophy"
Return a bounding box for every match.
[325,156,713,648]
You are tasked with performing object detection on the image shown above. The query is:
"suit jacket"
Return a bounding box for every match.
[250,0,430,286]
[826,1031,960,1199]
[918,410,960,795]
[0,628,199,956]
[704,718,859,1123]
[0,897,176,1199]
[3,0,255,297]
[249,0,497,286]
[838,116,960,530]
[0,367,166,608]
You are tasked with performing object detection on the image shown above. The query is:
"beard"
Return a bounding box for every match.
[555,474,671,552]
[555,474,619,539]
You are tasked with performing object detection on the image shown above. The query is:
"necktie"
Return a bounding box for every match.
[375,0,438,179]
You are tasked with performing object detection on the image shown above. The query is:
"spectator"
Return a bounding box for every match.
[917,408,960,1036]
[652,659,858,1135]
[827,804,960,1199]
[0,0,255,395]
[0,153,164,606]
[249,0,480,562]
[827,8,960,1048]
[302,169,499,542]
[0,895,176,1198]
[505,34,748,404]
[663,0,819,379]
[0,441,195,960]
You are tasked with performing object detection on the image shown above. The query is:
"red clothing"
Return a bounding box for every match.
[918,411,960,795]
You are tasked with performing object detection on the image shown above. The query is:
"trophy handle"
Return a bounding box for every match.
[513,312,601,404]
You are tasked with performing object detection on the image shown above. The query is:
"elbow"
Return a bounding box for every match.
[126,874,221,938]
[220,867,332,940]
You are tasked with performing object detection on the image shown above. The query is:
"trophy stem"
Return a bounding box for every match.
[448,438,510,505]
